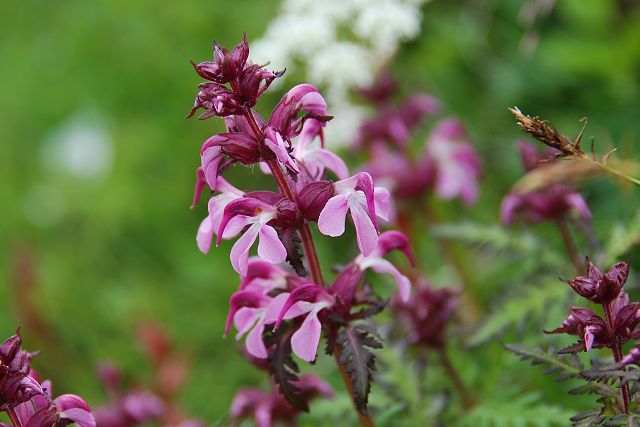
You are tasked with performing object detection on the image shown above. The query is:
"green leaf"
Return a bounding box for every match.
[470,282,568,346]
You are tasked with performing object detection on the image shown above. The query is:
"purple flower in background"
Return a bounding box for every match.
[392,278,460,349]
[565,258,629,304]
[501,141,591,225]
[317,172,390,256]
[425,119,482,205]
[231,374,333,427]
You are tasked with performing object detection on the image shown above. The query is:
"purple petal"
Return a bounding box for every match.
[196,217,214,253]
[230,224,260,276]
[255,403,273,427]
[245,321,268,359]
[374,187,391,221]
[305,148,349,180]
[201,146,224,190]
[565,193,591,221]
[363,258,411,302]
[349,197,378,256]
[291,311,322,362]
[59,408,96,427]
[233,307,261,338]
[257,225,287,265]
[318,195,349,237]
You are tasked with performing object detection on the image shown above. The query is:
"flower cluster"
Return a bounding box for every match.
[392,278,459,349]
[189,37,415,413]
[0,332,95,427]
[500,141,591,226]
[546,258,638,353]
[356,74,482,207]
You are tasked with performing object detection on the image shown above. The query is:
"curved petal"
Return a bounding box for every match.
[245,321,268,359]
[317,195,349,237]
[291,311,321,362]
[306,148,349,179]
[255,402,273,427]
[374,187,391,221]
[233,307,261,339]
[196,217,214,254]
[230,224,260,276]
[221,215,252,240]
[59,408,96,427]
[362,258,411,302]
[264,131,299,174]
[257,225,287,264]
[263,293,291,324]
[349,198,378,257]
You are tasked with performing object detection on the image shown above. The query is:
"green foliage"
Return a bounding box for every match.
[470,282,568,346]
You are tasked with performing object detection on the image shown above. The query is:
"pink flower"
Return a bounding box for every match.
[225,290,290,358]
[317,172,390,256]
[275,284,336,362]
[196,177,244,254]
[239,257,290,294]
[293,120,349,184]
[425,119,481,205]
[354,231,415,302]
[216,196,289,276]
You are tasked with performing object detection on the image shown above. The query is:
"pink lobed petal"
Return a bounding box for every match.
[374,187,391,221]
[244,320,268,359]
[230,223,260,276]
[317,194,349,237]
[59,408,96,427]
[364,258,411,302]
[291,311,322,362]
[257,225,287,265]
[349,198,379,257]
[233,307,261,339]
[196,217,214,254]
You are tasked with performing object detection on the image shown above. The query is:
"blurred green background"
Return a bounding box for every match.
[1,0,640,425]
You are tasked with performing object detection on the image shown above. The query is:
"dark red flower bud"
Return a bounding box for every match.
[274,198,299,226]
[234,63,284,110]
[329,264,365,309]
[187,83,243,119]
[191,35,249,84]
[566,258,626,304]
[297,181,335,221]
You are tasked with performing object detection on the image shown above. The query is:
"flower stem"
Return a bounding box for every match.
[555,219,582,274]
[437,348,475,410]
[603,303,631,413]
[580,154,640,187]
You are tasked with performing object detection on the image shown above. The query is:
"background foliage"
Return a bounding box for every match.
[1,0,640,425]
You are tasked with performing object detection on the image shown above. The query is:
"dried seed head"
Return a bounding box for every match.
[509,107,583,156]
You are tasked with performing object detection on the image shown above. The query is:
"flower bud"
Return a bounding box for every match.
[297,181,335,221]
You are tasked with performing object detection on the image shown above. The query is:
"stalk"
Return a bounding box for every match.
[555,219,582,274]
[243,109,376,426]
[437,348,475,410]
[603,303,631,413]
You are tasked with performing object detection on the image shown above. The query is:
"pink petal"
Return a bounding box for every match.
[59,408,96,427]
[374,187,391,221]
[230,224,260,276]
[221,215,252,240]
[265,132,299,173]
[245,321,268,358]
[255,403,273,427]
[291,311,322,362]
[307,148,349,179]
[349,198,378,256]
[233,307,261,339]
[584,325,595,351]
[263,293,291,324]
[365,258,411,302]
[257,225,287,264]
[196,217,214,253]
[317,195,349,237]
[566,193,592,221]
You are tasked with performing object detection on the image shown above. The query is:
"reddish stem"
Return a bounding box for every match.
[603,303,631,413]
[555,219,582,275]
[437,348,475,410]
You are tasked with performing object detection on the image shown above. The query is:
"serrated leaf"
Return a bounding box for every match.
[504,344,582,381]
[336,323,383,414]
[278,228,307,277]
[265,325,308,411]
[470,282,568,345]
[604,414,640,427]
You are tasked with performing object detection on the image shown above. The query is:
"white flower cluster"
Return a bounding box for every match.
[251,0,429,146]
